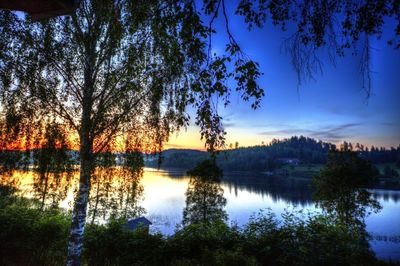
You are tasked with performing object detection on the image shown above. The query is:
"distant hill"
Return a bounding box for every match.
[2,136,398,174]
[145,136,400,172]
[145,149,209,169]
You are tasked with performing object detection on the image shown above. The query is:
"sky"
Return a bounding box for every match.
[166,6,400,150]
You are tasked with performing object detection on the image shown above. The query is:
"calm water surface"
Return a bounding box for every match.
[10,167,400,261]
[142,168,400,261]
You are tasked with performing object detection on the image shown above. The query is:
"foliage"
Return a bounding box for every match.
[165,222,247,265]
[83,220,165,266]
[383,165,400,178]
[0,1,266,156]
[187,159,223,181]
[88,166,145,224]
[0,184,18,208]
[0,2,265,261]
[30,124,75,210]
[146,149,211,169]
[32,122,73,173]
[0,195,70,265]
[183,160,227,226]
[314,149,381,225]
[146,136,336,170]
[241,210,377,266]
[1,0,399,263]
[236,0,400,93]
[1,184,390,265]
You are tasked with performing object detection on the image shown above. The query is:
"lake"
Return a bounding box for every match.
[6,167,400,261]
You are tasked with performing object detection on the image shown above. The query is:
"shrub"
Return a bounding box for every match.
[0,205,69,265]
[83,219,165,265]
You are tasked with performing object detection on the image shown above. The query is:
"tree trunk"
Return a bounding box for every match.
[66,134,92,266]
[66,64,94,265]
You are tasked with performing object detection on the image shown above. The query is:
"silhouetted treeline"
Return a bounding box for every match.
[1,136,399,173]
[217,136,335,171]
[360,145,400,164]
[145,136,400,171]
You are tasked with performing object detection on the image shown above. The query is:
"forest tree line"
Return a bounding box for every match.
[145,136,400,172]
[1,135,399,175]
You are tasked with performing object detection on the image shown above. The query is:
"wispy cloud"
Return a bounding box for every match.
[164,143,188,149]
[259,123,362,143]
[223,122,236,128]
[317,105,373,119]
[379,122,399,127]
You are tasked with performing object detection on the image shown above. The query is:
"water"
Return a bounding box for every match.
[141,168,400,261]
[5,167,400,261]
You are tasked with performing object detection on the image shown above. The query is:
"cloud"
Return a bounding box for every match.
[259,128,313,136]
[164,143,188,149]
[251,123,292,128]
[380,122,399,127]
[223,122,236,128]
[317,105,373,119]
[259,123,362,143]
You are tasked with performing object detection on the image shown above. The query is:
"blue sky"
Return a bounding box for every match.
[167,6,400,150]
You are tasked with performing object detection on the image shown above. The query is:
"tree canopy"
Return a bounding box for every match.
[313,149,381,225]
[0,1,263,264]
[183,159,227,225]
[0,1,266,155]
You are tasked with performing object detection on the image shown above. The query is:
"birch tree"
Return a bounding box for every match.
[0,1,263,265]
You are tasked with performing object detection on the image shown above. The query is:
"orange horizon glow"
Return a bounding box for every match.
[1,125,397,153]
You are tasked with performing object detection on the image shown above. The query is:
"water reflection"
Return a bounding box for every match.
[33,171,73,210]
[2,166,399,260]
[0,168,21,190]
[88,152,144,223]
[223,174,313,206]
[88,166,144,223]
[0,162,144,224]
[372,190,400,203]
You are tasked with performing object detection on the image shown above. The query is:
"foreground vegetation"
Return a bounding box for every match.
[0,150,398,265]
[0,184,397,266]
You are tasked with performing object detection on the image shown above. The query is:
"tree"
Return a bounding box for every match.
[313,150,381,225]
[0,1,263,264]
[183,159,227,225]
[313,151,380,261]
[32,122,73,210]
[383,165,399,178]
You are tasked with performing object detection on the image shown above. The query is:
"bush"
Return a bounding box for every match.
[83,220,165,265]
[165,222,242,265]
[0,186,389,266]
[0,205,70,265]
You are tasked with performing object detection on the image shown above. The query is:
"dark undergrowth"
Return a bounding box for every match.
[0,185,398,266]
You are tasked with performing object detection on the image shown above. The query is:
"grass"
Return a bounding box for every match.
[281,164,323,178]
